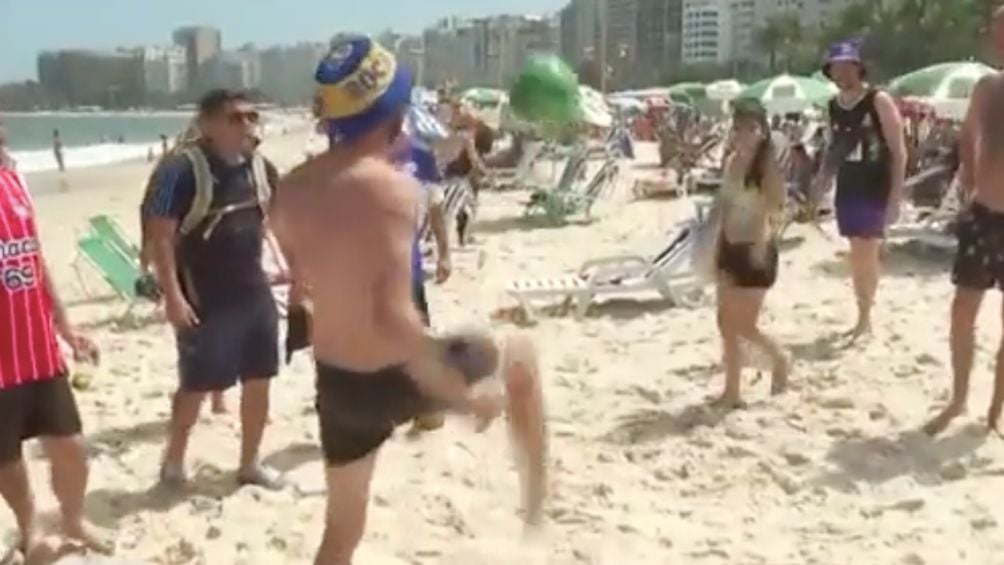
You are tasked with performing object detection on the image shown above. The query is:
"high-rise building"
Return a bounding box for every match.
[681,0,734,65]
[141,46,188,97]
[213,46,261,90]
[37,49,146,108]
[635,0,683,84]
[558,0,603,73]
[172,26,222,92]
[259,43,327,105]
[422,15,557,89]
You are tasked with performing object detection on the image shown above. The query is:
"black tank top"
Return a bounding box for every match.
[828,89,891,203]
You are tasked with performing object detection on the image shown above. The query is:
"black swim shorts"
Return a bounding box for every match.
[0,375,82,464]
[315,336,496,465]
[952,202,1004,290]
[717,237,779,289]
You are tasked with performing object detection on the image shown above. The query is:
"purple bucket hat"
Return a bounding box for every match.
[822,39,867,79]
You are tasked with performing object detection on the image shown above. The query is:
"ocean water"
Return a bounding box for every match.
[1,113,192,173]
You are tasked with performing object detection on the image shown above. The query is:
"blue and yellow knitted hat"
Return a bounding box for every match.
[315,36,412,142]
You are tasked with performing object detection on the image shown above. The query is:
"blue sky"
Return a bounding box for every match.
[0,0,567,82]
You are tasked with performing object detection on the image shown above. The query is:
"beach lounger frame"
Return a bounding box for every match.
[506,218,704,321]
[524,157,619,223]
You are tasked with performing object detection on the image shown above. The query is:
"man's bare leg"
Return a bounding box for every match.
[499,334,548,527]
[925,288,984,435]
[39,436,112,554]
[237,379,282,488]
[161,390,205,484]
[0,460,38,557]
[847,238,881,341]
[315,452,378,565]
[210,391,227,414]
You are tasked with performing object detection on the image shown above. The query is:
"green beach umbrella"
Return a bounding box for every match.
[667,82,707,102]
[737,73,837,115]
[509,54,581,125]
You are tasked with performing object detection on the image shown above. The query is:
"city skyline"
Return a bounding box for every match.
[0,0,567,82]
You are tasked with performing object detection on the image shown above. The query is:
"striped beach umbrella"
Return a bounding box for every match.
[737,74,837,115]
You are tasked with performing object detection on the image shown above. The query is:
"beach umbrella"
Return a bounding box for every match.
[461,87,508,108]
[607,96,645,113]
[737,74,837,115]
[509,54,581,125]
[888,61,994,120]
[667,82,707,102]
[578,85,613,128]
[706,79,745,101]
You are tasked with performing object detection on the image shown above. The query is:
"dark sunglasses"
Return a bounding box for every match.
[227,110,260,125]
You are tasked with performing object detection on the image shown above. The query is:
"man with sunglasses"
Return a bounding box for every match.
[144,89,285,489]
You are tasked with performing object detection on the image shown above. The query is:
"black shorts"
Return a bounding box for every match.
[953,203,1004,290]
[0,376,82,464]
[316,336,496,465]
[177,293,279,392]
[717,237,779,288]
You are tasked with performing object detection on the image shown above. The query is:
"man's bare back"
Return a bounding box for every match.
[274,151,421,371]
[965,73,1004,212]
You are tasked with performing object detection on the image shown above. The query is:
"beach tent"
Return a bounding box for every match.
[736,74,837,116]
[888,61,994,121]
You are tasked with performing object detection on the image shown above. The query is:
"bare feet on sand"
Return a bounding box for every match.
[845,321,872,345]
[710,393,747,411]
[62,520,114,556]
[923,402,966,436]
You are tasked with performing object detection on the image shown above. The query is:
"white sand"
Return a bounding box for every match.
[4,132,1004,564]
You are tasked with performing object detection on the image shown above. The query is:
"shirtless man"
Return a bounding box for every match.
[271,38,547,565]
[925,6,1004,436]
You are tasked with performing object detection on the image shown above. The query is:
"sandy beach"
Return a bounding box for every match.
[5,126,1004,564]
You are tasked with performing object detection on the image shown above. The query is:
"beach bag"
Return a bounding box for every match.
[177,146,274,239]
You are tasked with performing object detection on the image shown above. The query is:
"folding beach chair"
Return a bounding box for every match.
[87,214,140,262]
[525,157,619,223]
[74,236,143,314]
[507,216,704,321]
[490,142,545,191]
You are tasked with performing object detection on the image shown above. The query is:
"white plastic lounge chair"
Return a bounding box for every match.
[506,218,704,320]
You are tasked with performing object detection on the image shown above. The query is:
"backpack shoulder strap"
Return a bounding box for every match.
[249,154,273,213]
[178,147,214,236]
